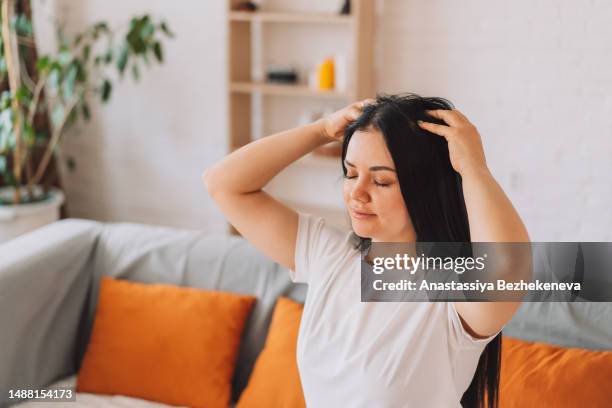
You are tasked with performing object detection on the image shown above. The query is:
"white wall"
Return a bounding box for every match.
[374,0,612,241]
[33,0,229,232]
[33,0,612,240]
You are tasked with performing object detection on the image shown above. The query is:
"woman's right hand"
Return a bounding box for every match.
[319,99,374,142]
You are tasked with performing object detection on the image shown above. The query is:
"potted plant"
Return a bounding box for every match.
[0,0,173,242]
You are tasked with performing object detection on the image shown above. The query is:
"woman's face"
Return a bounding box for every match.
[342,128,416,242]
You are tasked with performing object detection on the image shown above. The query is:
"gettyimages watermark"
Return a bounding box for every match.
[361,242,612,302]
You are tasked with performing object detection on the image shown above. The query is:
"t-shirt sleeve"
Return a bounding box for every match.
[447,302,502,349]
[289,212,347,285]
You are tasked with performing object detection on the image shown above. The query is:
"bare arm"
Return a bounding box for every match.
[419,110,530,338]
[204,121,330,196]
[202,101,367,271]
[456,164,531,338]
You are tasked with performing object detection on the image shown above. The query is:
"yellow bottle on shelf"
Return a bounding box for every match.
[318,57,335,90]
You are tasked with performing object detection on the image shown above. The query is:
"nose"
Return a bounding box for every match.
[350,177,370,203]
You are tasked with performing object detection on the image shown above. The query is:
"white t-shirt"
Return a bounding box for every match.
[289,212,500,408]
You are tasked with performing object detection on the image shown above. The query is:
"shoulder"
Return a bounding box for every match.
[297,212,356,253]
[291,212,359,284]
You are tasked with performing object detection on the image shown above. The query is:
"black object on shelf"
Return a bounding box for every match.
[340,0,351,15]
[266,67,298,84]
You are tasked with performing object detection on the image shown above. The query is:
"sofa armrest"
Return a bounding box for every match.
[0,219,101,407]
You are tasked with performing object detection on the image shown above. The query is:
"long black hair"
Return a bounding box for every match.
[341,93,501,408]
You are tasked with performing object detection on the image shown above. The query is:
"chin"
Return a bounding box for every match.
[351,223,376,238]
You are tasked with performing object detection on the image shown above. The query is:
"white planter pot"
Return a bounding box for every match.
[0,186,65,244]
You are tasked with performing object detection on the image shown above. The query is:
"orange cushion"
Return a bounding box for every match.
[236,297,306,408]
[77,276,256,408]
[500,336,612,407]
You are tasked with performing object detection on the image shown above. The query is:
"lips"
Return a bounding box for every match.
[351,208,376,219]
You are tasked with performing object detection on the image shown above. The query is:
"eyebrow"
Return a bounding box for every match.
[344,160,396,172]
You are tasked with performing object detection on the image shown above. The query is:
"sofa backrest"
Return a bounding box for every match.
[3,218,612,407]
[80,221,306,403]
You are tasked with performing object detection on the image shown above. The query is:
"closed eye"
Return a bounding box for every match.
[343,174,391,188]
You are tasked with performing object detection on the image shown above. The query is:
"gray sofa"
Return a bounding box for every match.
[1,219,611,407]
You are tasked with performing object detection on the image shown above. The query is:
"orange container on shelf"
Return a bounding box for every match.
[318,57,335,90]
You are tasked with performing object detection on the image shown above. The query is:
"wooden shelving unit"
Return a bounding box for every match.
[227,0,375,235]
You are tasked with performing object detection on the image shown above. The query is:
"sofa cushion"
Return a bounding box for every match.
[236,297,306,408]
[79,222,307,402]
[77,276,256,408]
[500,336,612,407]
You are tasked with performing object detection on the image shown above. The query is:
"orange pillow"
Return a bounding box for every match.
[500,336,612,407]
[77,276,256,408]
[236,297,306,408]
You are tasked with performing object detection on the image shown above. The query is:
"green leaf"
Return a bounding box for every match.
[153,42,163,63]
[74,60,86,82]
[58,47,72,66]
[131,64,140,81]
[82,45,91,61]
[117,45,129,75]
[140,19,155,39]
[62,64,78,100]
[12,14,33,36]
[23,123,35,145]
[129,16,138,31]
[0,155,6,173]
[36,56,51,72]
[65,156,76,172]
[81,102,91,120]
[160,22,174,38]
[51,105,64,127]
[94,22,109,33]
[73,33,84,47]
[15,85,30,104]
[127,29,146,54]
[0,109,13,151]
[67,107,78,126]
[101,80,112,102]
[142,49,150,66]
[47,69,60,90]
[104,48,113,64]
[1,91,12,109]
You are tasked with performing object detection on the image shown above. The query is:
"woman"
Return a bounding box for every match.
[203,93,530,407]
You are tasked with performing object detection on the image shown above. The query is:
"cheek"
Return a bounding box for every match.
[378,189,409,222]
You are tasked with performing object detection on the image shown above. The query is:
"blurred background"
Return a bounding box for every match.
[2,0,611,242]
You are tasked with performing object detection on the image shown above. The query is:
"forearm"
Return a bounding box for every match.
[203,120,331,194]
[461,166,530,243]
[461,166,533,306]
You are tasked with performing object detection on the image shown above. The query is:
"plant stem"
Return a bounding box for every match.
[27,73,48,124]
[25,151,33,200]
[20,72,49,194]
[1,0,24,204]
[31,97,79,187]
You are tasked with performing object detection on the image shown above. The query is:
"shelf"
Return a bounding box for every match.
[230,81,350,99]
[227,0,374,236]
[229,11,353,25]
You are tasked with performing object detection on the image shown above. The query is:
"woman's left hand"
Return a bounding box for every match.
[418,109,488,176]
